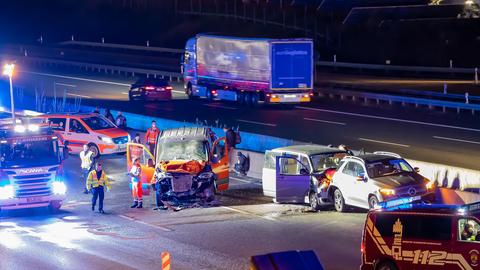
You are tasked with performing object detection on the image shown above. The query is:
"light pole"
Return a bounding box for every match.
[3,63,15,122]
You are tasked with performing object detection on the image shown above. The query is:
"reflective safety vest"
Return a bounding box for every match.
[86,170,111,190]
[145,127,160,144]
[80,150,93,170]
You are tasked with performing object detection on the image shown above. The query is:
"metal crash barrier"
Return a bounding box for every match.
[250,250,324,270]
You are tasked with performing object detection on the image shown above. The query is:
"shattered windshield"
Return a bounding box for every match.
[157,139,207,161]
[310,152,347,172]
[366,158,413,178]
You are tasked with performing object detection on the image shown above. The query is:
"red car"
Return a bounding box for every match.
[129,78,173,101]
[361,198,480,270]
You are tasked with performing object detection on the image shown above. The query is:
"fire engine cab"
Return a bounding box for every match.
[0,118,68,212]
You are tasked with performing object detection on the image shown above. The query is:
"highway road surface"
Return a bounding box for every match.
[5,66,480,171]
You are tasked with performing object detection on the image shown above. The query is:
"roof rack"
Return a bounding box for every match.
[373,151,402,159]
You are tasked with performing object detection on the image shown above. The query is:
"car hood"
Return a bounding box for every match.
[372,173,424,188]
[158,160,206,175]
[94,128,129,138]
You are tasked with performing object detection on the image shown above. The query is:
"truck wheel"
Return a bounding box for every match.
[334,189,347,212]
[251,92,259,107]
[375,261,398,270]
[49,201,62,213]
[186,85,195,99]
[206,89,213,101]
[237,92,245,105]
[245,92,253,106]
[88,143,100,159]
[309,192,321,212]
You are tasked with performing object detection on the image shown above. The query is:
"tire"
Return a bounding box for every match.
[49,201,62,213]
[375,261,398,270]
[334,189,347,212]
[88,143,100,159]
[309,192,321,212]
[251,92,259,107]
[369,195,380,209]
[237,92,245,105]
[186,84,194,99]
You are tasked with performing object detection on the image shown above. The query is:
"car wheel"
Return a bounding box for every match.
[375,261,398,270]
[334,189,347,212]
[369,195,379,209]
[309,192,321,212]
[49,201,62,213]
[237,92,245,105]
[88,143,100,159]
[186,85,194,99]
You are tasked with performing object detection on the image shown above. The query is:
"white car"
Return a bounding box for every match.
[329,152,436,212]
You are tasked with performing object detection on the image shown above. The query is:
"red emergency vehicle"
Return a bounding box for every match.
[361,197,480,270]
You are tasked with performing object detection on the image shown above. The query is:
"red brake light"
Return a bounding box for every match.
[165,86,173,90]
[211,90,217,95]
[266,93,271,97]
[309,92,314,97]
[361,242,364,253]
[145,86,155,90]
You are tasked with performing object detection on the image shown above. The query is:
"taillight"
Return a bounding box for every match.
[145,86,155,90]
[309,92,314,97]
[361,242,364,253]
[303,94,309,98]
[165,86,173,90]
[211,90,218,96]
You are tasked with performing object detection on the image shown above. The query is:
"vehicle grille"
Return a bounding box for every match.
[171,174,193,193]
[12,173,53,198]
[396,185,426,197]
[113,136,129,144]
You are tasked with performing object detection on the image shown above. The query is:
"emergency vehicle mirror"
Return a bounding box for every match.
[414,167,420,173]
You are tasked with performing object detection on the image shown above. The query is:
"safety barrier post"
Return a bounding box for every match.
[161,252,171,270]
[465,92,469,104]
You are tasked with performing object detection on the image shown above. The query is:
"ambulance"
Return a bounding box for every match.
[0,119,68,211]
[361,197,480,270]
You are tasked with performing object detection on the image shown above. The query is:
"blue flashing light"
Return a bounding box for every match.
[378,195,423,209]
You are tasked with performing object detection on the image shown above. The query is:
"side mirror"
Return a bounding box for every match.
[414,167,420,173]
[300,168,309,176]
[356,175,365,182]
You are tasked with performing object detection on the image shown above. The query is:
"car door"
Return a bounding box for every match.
[349,162,369,208]
[275,155,310,203]
[126,142,155,196]
[66,118,90,154]
[335,161,365,207]
[48,117,68,148]
[211,137,229,192]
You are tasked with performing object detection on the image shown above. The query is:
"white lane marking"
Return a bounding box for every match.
[230,176,262,186]
[221,206,277,221]
[296,106,480,133]
[118,214,173,232]
[55,82,77,87]
[22,71,131,87]
[67,92,91,99]
[121,92,129,95]
[304,117,346,126]
[237,119,277,127]
[172,90,185,94]
[433,136,480,145]
[358,137,410,148]
[204,104,237,110]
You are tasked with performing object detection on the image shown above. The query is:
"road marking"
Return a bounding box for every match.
[230,176,262,186]
[172,90,185,94]
[358,137,410,148]
[204,104,237,110]
[67,92,91,99]
[221,206,277,221]
[118,214,173,232]
[22,71,131,87]
[433,136,480,145]
[55,82,77,87]
[237,119,277,127]
[296,106,480,133]
[304,117,346,126]
[121,92,129,95]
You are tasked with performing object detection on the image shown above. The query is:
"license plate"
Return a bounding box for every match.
[284,94,297,98]
[27,197,43,203]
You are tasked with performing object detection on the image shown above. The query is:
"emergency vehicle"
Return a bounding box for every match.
[126,127,229,200]
[0,119,68,211]
[36,113,130,158]
[361,197,480,270]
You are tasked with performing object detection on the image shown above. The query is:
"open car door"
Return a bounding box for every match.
[275,155,310,203]
[126,142,155,195]
[211,137,229,191]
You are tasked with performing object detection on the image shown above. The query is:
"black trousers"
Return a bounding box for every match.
[155,182,165,207]
[92,186,105,211]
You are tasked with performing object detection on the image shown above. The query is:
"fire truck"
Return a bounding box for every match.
[0,118,68,212]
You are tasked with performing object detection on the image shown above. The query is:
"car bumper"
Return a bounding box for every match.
[0,194,66,210]
[99,143,127,155]
[135,91,172,100]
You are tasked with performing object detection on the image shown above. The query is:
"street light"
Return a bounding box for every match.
[2,63,15,122]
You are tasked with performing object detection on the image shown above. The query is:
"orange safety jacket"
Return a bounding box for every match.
[145,127,160,144]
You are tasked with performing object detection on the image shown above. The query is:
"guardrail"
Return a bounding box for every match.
[318,87,480,114]
[59,40,184,54]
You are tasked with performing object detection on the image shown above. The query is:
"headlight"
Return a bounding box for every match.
[52,182,67,195]
[127,134,131,141]
[426,180,435,191]
[380,188,396,196]
[198,172,214,179]
[99,136,113,144]
[0,185,14,199]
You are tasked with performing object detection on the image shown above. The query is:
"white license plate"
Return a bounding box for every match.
[284,94,297,98]
[27,197,43,203]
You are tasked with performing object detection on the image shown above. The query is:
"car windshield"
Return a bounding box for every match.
[366,158,413,178]
[310,152,347,172]
[0,137,60,168]
[82,116,115,130]
[156,139,207,161]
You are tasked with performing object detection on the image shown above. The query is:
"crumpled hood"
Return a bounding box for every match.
[158,160,206,174]
[373,173,424,188]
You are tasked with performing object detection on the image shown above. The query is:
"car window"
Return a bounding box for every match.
[279,156,305,175]
[310,152,347,172]
[48,118,66,131]
[343,161,365,177]
[264,151,279,169]
[300,155,311,172]
[458,219,480,242]
[82,116,115,130]
[69,119,88,134]
[367,158,413,178]
[376,214,452,241]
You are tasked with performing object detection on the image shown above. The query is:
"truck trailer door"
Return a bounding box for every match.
[126,143,155,195]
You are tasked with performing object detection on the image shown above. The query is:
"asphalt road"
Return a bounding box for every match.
[6,66,480,171]
[0,151,366,270]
